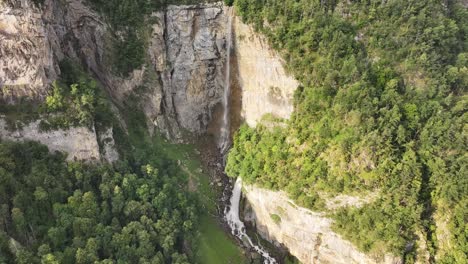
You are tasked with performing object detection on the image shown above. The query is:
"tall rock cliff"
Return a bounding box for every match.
[243,185,400,264]
[233,16,298,127]
[0,0,58,102]
[0,0,229,139]
[148,4,229,138]
[0,118,102,161]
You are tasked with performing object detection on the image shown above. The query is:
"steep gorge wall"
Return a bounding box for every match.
[243,185,399,264]
[148,4,229,138]
[0,119,100,161]
[0,0,230,139]
[233,16,298,127]
[0,117,119,162]
[232,15,402,264]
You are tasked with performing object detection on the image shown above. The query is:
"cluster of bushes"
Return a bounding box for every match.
[227,0,467,262]
[0,59,113,131]
[39,59,114,130]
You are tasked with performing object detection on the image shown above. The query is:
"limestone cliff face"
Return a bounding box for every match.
[148,4,228,137]
[0,0,58,102]
[232,14,401,264]
[233,17,299,127]
[243,185,400,264]
[0,119,101,161]
[0,0,229,138]
[0,0,109,103]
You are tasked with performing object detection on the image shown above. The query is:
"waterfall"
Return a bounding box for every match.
[219,8,276,264]
[219,8,233,153]
[225,178,278,264]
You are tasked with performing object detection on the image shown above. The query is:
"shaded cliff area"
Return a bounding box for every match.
[0,0,231,140]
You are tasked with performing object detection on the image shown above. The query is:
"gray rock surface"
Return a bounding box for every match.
[0,0,57,102]
[0,119,101,161]
[98,127,119,163]
[149,4,228,138]
[1,1,229,138]
[243,184,401,264]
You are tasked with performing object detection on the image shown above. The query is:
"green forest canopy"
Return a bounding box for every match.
[0,140,197,264]
[226,0,467,263]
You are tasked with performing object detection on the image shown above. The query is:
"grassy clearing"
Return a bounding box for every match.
[151,134,247,264]
[112,101,246,264]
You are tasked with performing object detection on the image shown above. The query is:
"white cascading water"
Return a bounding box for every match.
[219,8,233,153]
[220,9,277,264]
[225,178,278,264]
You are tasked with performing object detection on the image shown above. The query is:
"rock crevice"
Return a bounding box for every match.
[0,0,230,139]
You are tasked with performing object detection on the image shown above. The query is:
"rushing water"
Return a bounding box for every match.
[220,9,277,264]
[225,178,278,264]
[219,8,233,153]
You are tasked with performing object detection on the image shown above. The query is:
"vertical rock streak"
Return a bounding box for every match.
[219,7,232,153]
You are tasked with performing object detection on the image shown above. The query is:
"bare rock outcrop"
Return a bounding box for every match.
[0,119,101,161]
[0,0,230,138]
[98,127,119,163]
[0,0,57,102]
[233,17,299,127]
[149,4,229,138]
[243,184,401,264]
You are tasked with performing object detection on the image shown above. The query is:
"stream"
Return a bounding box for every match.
[225,178,278,264]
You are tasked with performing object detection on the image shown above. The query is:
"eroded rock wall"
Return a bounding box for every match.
[0,119,101,161]
[0,0,230,139]
[243,185,400,264]
[233,17,298,127]
[0,0,111,101]
[149,4,228,137]
[0,0,58,102]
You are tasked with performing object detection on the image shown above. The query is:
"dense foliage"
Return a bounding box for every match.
[227,0,467,262]
[0,140,198,263]
[41,60,113,130]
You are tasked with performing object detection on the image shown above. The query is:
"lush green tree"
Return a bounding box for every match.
[0,140,199,263]
[227,0,467,261]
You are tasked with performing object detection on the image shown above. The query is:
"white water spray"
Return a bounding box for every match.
[225,178,278,264]
[219,8,233,153]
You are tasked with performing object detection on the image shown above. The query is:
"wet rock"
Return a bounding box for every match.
[98,127,119,163]
[153,5,229,136]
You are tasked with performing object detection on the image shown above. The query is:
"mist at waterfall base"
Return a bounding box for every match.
[219,9,277,264]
